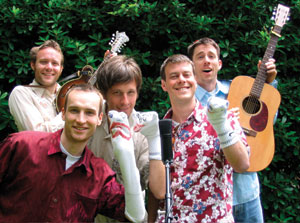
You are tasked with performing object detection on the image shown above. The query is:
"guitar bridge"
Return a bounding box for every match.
[242,127,257,137]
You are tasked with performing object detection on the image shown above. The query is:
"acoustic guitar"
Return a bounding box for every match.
[55,31,129,113]
[227,4,290,172]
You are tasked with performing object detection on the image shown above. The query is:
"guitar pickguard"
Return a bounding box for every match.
[249,101,268,132]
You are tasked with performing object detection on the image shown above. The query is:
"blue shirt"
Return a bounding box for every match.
[195,80,260,205]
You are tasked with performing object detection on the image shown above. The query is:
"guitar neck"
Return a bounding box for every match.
[250,25,282,98]
[87,53,112,86]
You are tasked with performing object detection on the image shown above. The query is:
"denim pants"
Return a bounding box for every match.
[233,197,264,223]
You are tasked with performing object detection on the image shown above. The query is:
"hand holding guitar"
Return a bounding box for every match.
[258,58,277,84]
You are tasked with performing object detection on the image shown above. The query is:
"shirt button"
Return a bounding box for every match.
[53,198,58,203]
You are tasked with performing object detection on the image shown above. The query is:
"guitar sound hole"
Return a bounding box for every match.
[242,96,261,114]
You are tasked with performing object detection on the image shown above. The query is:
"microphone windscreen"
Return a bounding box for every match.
[159,119,173,163]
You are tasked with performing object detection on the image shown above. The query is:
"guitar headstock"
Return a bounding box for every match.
[272,4,290,27]
[109,31,130,54]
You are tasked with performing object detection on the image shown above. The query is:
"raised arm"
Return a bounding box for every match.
[132,111,166,199]
[207,96,249,173]
[108,110,146,222]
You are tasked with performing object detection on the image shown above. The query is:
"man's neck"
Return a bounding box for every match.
[60,131,86,156]
[198,79,217,92]
[34,79,58,94]
[170,98,196,124]
[46,83,58,95]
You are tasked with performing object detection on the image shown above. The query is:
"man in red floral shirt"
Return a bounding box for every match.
[157,54,249,222]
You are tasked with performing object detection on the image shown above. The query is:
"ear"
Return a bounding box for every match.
[59,65,64,76]
[30,61,35,71]
[97,112,103,126]
[161,79,167,92]
[218,59,223,71]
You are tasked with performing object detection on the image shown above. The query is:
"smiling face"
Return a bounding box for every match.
[161,61,197,105]
[105,80,138,117]
[192,44,222,91]
[62,89,102,151]
[31,47,63,93]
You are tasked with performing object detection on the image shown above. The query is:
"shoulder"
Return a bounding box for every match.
[1,131,52,150]
[88,152,116,175]
[9,85,36,102]
[10,85,29,95]
[218,79,231,88]
[9,130,50,140]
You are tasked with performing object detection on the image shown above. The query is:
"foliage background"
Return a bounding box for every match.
[0,0,299,221]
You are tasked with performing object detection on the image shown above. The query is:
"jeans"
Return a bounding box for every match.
[233,197,264,223]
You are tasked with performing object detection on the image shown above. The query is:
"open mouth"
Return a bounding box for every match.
[203,69,212,73]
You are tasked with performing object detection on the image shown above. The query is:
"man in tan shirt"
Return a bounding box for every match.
[88,55,165,222]
[8,40,64,132]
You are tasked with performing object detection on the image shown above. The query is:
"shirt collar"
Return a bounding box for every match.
[30,79,60,97]
[47,129,92,174]
[216,80,229,95]
[195,80,229,105]
[164,100,203,124]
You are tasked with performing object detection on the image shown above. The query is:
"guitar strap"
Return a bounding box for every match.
[58,71,79,83]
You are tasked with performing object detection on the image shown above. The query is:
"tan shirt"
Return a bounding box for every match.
[88,105,149,189]
[8,79,64,132]
[88,105,149,223]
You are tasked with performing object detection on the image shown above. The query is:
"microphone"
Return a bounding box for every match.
[159,119,173,164]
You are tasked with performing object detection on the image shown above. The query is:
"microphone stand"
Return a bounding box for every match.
[164,159,173,223]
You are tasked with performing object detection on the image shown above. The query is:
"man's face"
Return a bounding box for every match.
[192,44,222,86]
[62,90,102,144]
[105,80,138,117]
[161,62,197,104]
[31,47,63,92]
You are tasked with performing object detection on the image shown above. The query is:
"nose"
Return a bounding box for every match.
[121,93,129,104]
[203,55,211,64]
[45,62,53,70]
[178,74,186,83]
[76,111,86,124]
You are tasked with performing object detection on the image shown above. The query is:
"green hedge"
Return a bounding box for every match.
[1,0,299,221]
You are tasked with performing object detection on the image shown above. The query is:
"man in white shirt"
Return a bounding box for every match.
[9,40,64,132]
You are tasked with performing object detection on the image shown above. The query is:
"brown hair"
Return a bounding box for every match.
[187,37,220,60]
[30,40,64,66]
[64,84,103,115]
[160,54,195,80]
[95,55,142,97]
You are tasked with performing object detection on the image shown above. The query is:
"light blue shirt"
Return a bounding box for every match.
[195,79,260,205]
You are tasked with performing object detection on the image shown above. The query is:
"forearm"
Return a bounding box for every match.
[132,111,165,198]
[222,140,249,173]
[149,160,166,199]
[115,148,145,222]
[206,96,249,172]
[109,111,146,222]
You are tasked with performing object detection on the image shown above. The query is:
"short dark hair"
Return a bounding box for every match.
[187,37,220,60]
[95,55,142,97]
[30,40,64,66]
[160,54,195,81]
[64,84,103,115]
